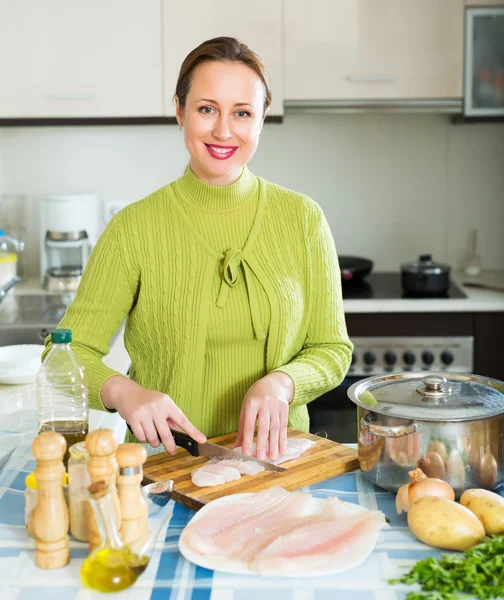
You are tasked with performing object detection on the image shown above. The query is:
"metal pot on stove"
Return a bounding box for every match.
[401,254,450,296]
[347,372,504,496]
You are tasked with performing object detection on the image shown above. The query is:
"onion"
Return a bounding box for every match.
[395,468,455,514]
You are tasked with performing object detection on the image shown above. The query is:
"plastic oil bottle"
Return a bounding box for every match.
[36,328,88,467]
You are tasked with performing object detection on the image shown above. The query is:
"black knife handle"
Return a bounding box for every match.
[169,429,200,456]
[125,423,200,457]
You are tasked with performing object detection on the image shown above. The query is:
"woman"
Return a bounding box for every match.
[45,37,353,462]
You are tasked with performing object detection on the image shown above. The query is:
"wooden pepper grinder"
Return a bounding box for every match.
[86,429,122,550]
[116,443,148,544]
[32,431,70,569]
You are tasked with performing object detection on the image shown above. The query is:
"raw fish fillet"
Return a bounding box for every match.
[197,463,241,481]
[203,491,313,557]
[191,438,314,488]
[208,458,265,475]
[181,487,291,553]
[191,469,226,487]
[234,437,315,465]
[234,496,348,561]
[251,508,386,575]
[191,461,245,488]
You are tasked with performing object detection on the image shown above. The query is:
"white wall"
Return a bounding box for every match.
[0,112,503,277]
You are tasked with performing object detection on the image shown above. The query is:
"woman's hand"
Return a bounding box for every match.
[234,372,294,462]
[101,376,206,454]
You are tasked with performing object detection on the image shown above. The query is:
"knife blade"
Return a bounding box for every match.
[170,429,287,473]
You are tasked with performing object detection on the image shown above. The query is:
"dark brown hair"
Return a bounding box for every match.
[174,37,272,116]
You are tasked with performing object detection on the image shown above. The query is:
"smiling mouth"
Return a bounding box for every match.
[205,144,238,160]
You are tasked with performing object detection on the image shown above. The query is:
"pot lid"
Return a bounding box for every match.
[401,254,450,275]
[347,372,504,422]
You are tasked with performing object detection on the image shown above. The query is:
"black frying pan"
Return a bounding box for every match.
[339,256,373,283]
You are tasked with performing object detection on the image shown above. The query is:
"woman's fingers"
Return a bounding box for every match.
[268,413,280,461]
[140,418,160,448]
[256,409,270,461]
[129,419,146,443]
[171,409,207,444]
[279,405,289,455]
[241,405,258,456]
[153,415,176,454]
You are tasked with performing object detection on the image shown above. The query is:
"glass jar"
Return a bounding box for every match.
[68,441,91,542]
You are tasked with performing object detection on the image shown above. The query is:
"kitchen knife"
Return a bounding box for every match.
[170,429,287,473]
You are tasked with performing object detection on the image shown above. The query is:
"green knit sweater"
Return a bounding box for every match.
[45,166,353,442]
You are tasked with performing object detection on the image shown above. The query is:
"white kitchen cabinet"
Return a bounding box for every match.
[162,0,283,116]
[285,0,464,101]
[0,0,163,118]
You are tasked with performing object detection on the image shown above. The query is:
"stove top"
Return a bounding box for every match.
[342,272,467,300]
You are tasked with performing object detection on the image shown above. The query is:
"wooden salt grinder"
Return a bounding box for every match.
[116,443,148,544]
[86,428,122,550]
[32,431,70,569]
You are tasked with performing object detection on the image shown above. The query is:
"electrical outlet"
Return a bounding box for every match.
[103,201,127,224]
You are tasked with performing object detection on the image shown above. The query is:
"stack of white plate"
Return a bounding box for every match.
[0,344,44,385]
[0,383,38,468]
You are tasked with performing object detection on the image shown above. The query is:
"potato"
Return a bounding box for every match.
[407,496,485,551]
[460,488,504,535]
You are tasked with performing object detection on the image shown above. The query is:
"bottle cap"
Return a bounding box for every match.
[51,329,72,344]
[0,252,17,263]
[69,441,89,462]
[25,471,68,490]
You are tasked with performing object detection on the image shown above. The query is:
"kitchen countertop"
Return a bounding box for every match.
[344,269,504,313]
[11,270,504,315]
[3,443,497,600]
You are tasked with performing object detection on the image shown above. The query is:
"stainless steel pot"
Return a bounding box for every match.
[348,372,504,496]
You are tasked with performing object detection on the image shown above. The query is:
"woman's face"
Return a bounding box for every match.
[176,60,266,186]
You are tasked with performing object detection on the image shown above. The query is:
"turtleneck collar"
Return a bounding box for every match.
[175,164,258,211]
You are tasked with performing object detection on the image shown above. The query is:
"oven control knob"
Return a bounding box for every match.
[351,352,357,366]
[441,350,454,366]
[384,351,397,365]
[422,351,435,365]
[363,351,376,365]
[403,351,416,366]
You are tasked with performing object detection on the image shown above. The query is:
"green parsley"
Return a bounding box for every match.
[389,536,504,600]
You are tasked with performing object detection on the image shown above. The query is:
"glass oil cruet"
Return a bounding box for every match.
[81,479,174,593]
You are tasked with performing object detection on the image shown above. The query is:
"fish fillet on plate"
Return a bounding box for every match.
[190,437,315,488]
[179,487,387,576]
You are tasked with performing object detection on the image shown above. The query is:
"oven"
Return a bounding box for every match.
[307,273,476,443]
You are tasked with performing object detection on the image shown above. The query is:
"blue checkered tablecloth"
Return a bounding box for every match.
[1,446,502,600]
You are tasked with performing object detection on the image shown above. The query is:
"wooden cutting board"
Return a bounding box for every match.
[142,428,358,511]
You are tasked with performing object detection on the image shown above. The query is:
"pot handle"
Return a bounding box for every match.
[360,412,419,438]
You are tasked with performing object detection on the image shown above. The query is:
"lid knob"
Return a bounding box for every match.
[417,375,451,400]
[423,376,447,391]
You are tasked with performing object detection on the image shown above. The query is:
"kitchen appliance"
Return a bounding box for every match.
[341,272,466,301]
[348,372,504,495]
[309,334,474,444]
[307,272,471,444]
[464,6,504,117]
[142,428,358,511]
[401,254,451,297]
[39,195,100,290]
[339,256,373,283]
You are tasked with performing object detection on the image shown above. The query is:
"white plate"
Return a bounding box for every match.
[178,492,374,577]
[0,344,44,384]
